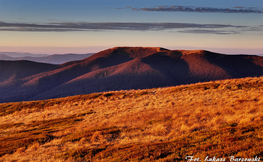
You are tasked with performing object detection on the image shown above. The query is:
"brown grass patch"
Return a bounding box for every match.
[0,112,94,157]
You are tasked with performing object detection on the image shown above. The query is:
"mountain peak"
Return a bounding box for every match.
[95,46,169,59]
[109,46,168,51]
[178,50,207,55]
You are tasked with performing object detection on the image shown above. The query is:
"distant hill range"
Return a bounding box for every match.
[0,52,49,58]
[0,53,94,64]
[0,47,262,103]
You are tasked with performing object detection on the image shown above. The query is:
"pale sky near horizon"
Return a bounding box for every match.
[0,0,262,54]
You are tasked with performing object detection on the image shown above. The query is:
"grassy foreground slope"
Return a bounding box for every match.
[0,77,263,161]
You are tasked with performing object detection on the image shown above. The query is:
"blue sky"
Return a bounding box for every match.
[0,0,262,54]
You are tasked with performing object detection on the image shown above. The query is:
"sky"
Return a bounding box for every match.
[0,0,262,54]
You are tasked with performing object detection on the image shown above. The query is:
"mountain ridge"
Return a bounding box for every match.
[0,47,262,103]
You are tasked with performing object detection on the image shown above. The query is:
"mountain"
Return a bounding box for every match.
[0,53,94,64]
[0,47,262,103]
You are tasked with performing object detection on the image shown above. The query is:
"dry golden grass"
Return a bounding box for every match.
[0,76,262,161]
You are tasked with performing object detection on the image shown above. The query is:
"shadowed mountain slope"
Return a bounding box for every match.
[0,60,57,83]
[0,47,262,102]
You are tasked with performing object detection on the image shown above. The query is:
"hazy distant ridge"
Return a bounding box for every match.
[0,53,94,64]
[0,52,48,58]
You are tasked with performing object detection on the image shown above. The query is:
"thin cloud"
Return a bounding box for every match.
[179,29,240,35]
[0,21,244,32]
[242,26,263,32]
[130,6,263,14]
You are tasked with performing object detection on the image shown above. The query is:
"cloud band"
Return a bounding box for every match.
[0,21,243,32]
[130,6,263,14]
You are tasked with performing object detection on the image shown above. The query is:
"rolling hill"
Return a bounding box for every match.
[0,76,262,161]
[0,47,262,103]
